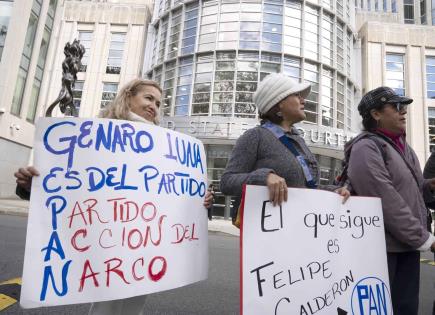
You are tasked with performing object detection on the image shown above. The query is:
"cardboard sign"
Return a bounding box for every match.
[20,118,208,308]
[241,185,392,315]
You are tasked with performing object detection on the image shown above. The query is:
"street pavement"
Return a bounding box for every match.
[0,213,239,315]
[0,198,434,314]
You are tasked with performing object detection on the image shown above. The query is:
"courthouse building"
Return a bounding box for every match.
[143,0,359,216]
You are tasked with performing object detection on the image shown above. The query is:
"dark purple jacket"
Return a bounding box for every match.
[347,132,433,252]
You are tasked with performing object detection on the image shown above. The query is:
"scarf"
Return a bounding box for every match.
[376,128,406,153]
[127,111,155,125]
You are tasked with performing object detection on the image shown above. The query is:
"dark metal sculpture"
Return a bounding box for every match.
[45,39,85,117]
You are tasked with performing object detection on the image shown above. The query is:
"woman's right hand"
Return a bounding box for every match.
[266,173,287,206]
[14,166,39,192]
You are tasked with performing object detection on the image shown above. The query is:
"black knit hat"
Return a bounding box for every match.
[358,86,413,116]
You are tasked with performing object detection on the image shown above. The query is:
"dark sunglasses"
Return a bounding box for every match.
[390,102,408,112]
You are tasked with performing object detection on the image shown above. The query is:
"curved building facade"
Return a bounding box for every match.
[144,0,359,217]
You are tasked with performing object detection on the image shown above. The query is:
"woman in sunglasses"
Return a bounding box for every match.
[346,86,435,315]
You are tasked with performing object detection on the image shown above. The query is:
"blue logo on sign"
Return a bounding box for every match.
[350,277,392,315]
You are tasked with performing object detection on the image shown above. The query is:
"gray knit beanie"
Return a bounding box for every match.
[253,73,311,115]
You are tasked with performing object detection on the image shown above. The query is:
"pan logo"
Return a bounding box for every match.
[350,277,392,315]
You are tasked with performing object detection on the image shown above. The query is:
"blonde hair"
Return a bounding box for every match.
[99,78,162,125]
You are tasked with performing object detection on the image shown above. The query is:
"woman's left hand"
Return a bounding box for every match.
[203,191,214,209]
[335,186,350,204]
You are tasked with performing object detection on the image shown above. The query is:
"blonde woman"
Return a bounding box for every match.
[15,78,213,315]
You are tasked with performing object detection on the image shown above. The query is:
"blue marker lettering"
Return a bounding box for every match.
[43,167,63,193]
[39,260,72,301]
[135,130,154,153]
[65,170,82,190]
[86,167,105,192]
[164,133,177,160]
[139,165,159,192]
[115,164,138,190]
[121,123,136,152]
[95,121,112,151]
[111,125,125,153]
[45,195,67,230]
[77,121,93,149]
[43,121,77,169]
[41,231,65,261]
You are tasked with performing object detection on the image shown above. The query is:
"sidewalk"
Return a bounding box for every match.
[0,198,240,236]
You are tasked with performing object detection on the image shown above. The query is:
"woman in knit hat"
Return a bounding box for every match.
[220,73,349,212]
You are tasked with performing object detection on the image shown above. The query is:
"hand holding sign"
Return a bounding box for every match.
[20,118,208,308]
[241,185,392,315]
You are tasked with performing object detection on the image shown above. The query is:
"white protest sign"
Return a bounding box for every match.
[20,118,208,308]
[241,185,392,315]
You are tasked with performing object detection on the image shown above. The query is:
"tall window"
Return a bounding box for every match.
[392,0,397,12]
[198,1,217,52]
[152,25,159,65]
[167,8,181,59]
[432,0,435,24]
[262,2,283,52]
[78,31,92,72]
[323,0,333,11]
[239,2,261,50]
[337,74,345,129]
[192,53,213,116]
[260,52,281,81]
[11,0,41,116]
[283,0,301,56]
[336,23,344,72]
[321,68,333,127]
[26,0,57,122]
[304,5,319,61]
[426,56,435,98]
[428,108,435,152]
[26,28,49,121]
[218,3,239,50]
[181,3,198,55]
[100,83,118,108]
[346,31,352,77]
[421,0,427,24]
[153,65,162,86]
[157,0,164,16]
[321,14,333,67]
[386,53,405,96]
[346,82,353,130]
[283,55,300,81]
[236,51,258,117]
[158,18,168,63]
[106,33,125,74]
[0,0,14,61]
[404,0,415,23]
[72,81,84,116]
[174,56,193,116]
[337,0,344,16]
[162,60,176,116]
[304,61,319,124]
[213,52,236,116]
